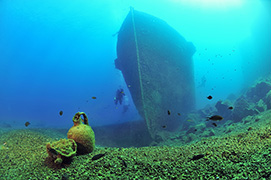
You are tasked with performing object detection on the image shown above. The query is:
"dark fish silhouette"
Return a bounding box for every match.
[207,115,223,121]
[228,106,233,110]
[191,154,204,161]
[92,153,105,161]
[177,113,181,116]
[59,111,63,116]
[162,125,167,128]
[207,95,212,100]
[25,122,30,127]
[212,123,217,127]
[167,110,171,115]
[92,97,97,99]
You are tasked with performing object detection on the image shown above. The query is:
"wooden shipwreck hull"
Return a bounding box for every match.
[115,8,196,139]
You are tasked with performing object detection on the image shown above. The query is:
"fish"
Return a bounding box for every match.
[59,110,63,116]
[212,123,217,127]
[25,122,30,127]
[207,115,223,121]
[167,110,171,115]
[207,95,212,100]
[162,125,167,128]
[92,153,106,161]
[177,113,181,116]
[228,106,233,110]
[92,97,97,99]
[191,154,204,161]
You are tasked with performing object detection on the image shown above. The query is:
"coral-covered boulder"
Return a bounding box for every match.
[46,139,77,164]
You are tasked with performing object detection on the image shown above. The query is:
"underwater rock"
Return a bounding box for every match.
[215,100,233,119]
[197,105,216,119]
[186,127,198,135]
[232,97,258,122]
[202,129,215,137]
[215,100,228,113]
[255,99,267,112]
[265,90,271,109]
[231,77,271,122]
[186,123,206,135]
[46,139,77,165]
[246,81,271,103]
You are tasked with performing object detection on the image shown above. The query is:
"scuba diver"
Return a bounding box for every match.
[114,88,125,105]
[114,88,130,114]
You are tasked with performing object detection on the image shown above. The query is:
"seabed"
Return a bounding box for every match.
[1,109,271,179]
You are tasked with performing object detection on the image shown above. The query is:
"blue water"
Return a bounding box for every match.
[0,0,270,129]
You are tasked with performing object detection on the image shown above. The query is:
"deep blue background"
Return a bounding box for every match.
[0,0,270,128]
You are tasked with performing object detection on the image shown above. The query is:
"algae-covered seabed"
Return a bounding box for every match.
[1,111,271,179]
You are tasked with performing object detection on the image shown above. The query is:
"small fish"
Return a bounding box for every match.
[167,110,171,115]
[207,115,223,121]
[162,125,167,128]
[92,97,97,99]
[177,113,181,116]
[248,127,253,131]
[92,153,106,161]
[59,110,63,116]
[25,122,30,127]
[228,106,233,110]
[207,95,212,100]
[191,154,204,161]
[187,119,193,122]
[212,123,217,127]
